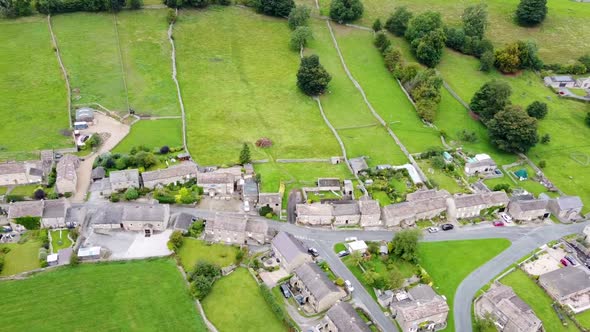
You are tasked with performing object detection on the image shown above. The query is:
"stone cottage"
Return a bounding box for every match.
[55,155,80,194]
[141,162,198,189]
[271,231,312,273]
[109,169,140,191]
[290,262,344,313]
[391,284,449,332]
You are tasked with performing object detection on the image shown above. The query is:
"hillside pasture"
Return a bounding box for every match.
[0,17,71,153]
[175,7,341,165]
[113,119,183,153]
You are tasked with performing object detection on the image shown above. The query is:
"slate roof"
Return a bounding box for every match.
[382,197,447,219]
[141,162,198,183]
[0,162,25,176]
[539,266,590,298]
[197,172,234,184]
[294,263,340,301]
[43,199,68,219]
[466,159,496,169]
[454,192,509,209]
[318,178,341,187]
[326,302,371,332]
[88,205,124,225]
[258,193,281,205]
[122,204,169,222]
[109,169,140,186]
[510,198,548,212]
[172,212,196,231]
[406,189,450,202]
[245,218,268,234]
[296,203,333,216]
[349,157,368,174]
[272,231,308,263]
[392,285,449,323]
[358,198,381,215]
[91,167,106,180]
[8,201,44,219]
[242,178,259,196]
[553,196,583,210]
[56,155,79,182]
[207,214,247,232]
[481,284,542,332]
[332,201,360,216]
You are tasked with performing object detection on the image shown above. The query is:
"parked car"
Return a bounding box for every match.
[308,248,319,257]
[280,284,291,298]
[345,237,358,242]
[499,212,512,223]
[441,224,454,231]
[560,258,569,266]
[493,221,505,227]
[565,255,579,266]
[345,280,354,292]
[427,227,439,233]
[338,250,350,258]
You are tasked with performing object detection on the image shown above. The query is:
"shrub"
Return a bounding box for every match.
[526,101,548,119]
[586,112,590,127]
[159,146,170,154]
[335,277,345,286]
[373,32,391,54]
[383,47,402,73]
[255,137,273,148]
[167,8,177,24]
[539,160,547,168]
[540,134,550,144]
[385,6,413,37]
[15,216,41,230]
[124,187,139,200]
[169,230,184,251]
[458,129,478,143]
[290,26,313,51]
[329,0,363,23]
[70,253,79,266]
[253,0,294,17]
[493,183,511,193]
[129,0,142,9]
[297,55,332,96]
[372,18,382,32]
[516,0,547,26]
[0,256,4,273]
[259,205,274,217]
[47,192,59,199]
[287,5,310,30]
[33,188,46,200]
[110,193,120,202]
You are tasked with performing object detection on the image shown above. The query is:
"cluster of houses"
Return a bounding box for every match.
[3,199,70,231]
[463,154,499,177]
[507,193,584,223]
[544,75,590,89]
[0,150,54,187]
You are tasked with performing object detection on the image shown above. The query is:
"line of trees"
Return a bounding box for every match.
[1,0,32,17]
[36,0,141,14]
[329,0,363,24]
[164,0,228,9]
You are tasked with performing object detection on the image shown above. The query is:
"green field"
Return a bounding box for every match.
[50,229,72,252]
[576,309,590,328]
[418,159,465,193]
[0,240,42,276]
[53,13,128,113]
[0,259,206,331]
[418,239,511,332]
[501,269,578,332]
[113,119,183,153]
[332,24,442,154]
[327,0,590,63]
[175,7,341,165]
[117,10,180,116]
[202,268,286,332]
[0,16,71,153]
[306,20,408,166]
[178,238,239,270]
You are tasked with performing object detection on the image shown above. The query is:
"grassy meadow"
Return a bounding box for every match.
[178,238,239,269]
[0,17,71,153]
[0,240,42,276]
[175,7,341,165]
[113,119,183,153]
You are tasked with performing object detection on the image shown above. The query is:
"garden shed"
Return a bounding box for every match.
[514,169,528,181]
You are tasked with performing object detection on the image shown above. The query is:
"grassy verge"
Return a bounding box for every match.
[50,229,72,252]
[177,238,238,270]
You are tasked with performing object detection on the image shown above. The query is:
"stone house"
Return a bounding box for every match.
[381,197,447,228]
[0,161,44,186]
[245,218,268,244]
[547,196,583,222]
[391,284,449,332]
[88,205,124,230]
[332,201,361,226]
[406,189,450,202]
[507,198,550,221]
[290,263,344,313]
[358,198,381,227]
[475,283,542,332]
[271,231,312,273]
[7,200,44,231]
[141,162,198,189]
[242,178,259,204]
[317,301,371,332]
[121,204,170,234]
[258,193,282,215]
[109,169,140,191]
[578,77,590,89]
[204,214,268,245]
[55,155,80,194]
[296,203,333,225]
[449,191,509,219]
[544,75,577,88]
[317,178,341,191]
[197,171,235,197]
[41,199,70,228]
[343,180,354,197]
[539,266,590,313]
[464,158,497,176]
[349,157,369,175]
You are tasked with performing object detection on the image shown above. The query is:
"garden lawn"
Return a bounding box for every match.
[306,20,408,166]
[113,119,183,153]
[175,7,340,165]
[418,159,465,194]
[327,0,590,63]
[0,17,71,153]
[332,25,442,154]
[0,259,206,331]
[437,50,590,212]
[0,240,42,276]
[50,229,72,252]
[418,238,511,332]
[178,238,238,269]
[8,184,40,197]
[502,269,578,332]
[202,268,286,332]
[116,10,180,116]
[53,13,127,113]
[576,309,590,329]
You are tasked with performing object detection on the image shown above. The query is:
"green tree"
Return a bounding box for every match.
[373,32,390,53]
[290,26,313,51]
[372,18,382,32]
[494,42,521,73]
[444,27,465,51]
[167,8,177,23]
[129,0,143,9]
[462,3,487,38]
[516,0,547,26]
[469,80,512,122]
[288,5,310,30]
[169,230,184,251]
[579,54,590,73]
[0,0,32,18]
[191,275,213,300]
[15,216,41,230]
[586,112,590,127]
[254,0,294,17]
[404,11,443,42]
[479,51,495,72]
[385,6,413,37]
[33,188,46,200]
[540,133,550,144]
[135,151,156,168]
[125,187,139,200]
[70,252,80,266]
[175,187,196,204]
[412,28,446,67]
[363,270,380,286]
[296,55,332,96]
[526,101,548,119]
[239,143,251,165]
[488,106,538,153]
[538,160,546,168]
[493,183,512,193]
[383,47,402,73]
[386,268,404,290]
[390,229,422,263]
[350,250,363,266]
[516,40,543,70]
[190,261,222,280]
[329,0,363,23]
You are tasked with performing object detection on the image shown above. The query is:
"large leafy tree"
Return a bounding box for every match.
[516,0,547,26]
[488,106,539,153]
[385,6,413,37]
[412,28,446,68]
[329,0,363,23]
[290,26,313,51]
[404,11,443,42]
[462,3,487,38]
[0,0,31,17]
[470,80,512,122]
[390,229,422,263]
[254,0,294,17]
[288,5,310,30]
[526,101,548,119]
[296,55,332,96]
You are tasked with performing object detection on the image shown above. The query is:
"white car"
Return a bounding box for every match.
[427,227,440,233]
[345,237,358,242]
[499,212,512,223]
[344,280,354,292]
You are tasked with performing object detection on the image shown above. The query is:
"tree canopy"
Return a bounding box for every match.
[290,26,313,51]
[526,101,548,119]
[296,55,332,96]
[469,80,512,122]
[288,5,310,30]
[404,11,443,42]
[239,143,251,165]
[385,6,413,37]
[462,3,487,38]
[488,106,539,153]
[253,0,294,17]
[329,0,363,23]
[390,229,422,263]
[0,0,32,17]
[516,0,547,26]
[405,11,445,67]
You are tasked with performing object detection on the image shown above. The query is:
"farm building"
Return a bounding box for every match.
[390,284,449,332]
[290,263,344,313]
[539,266,590,313]
[349,157,368,175]
[358,198,381,227]
[170,212,196,233]
[544,76,577,88]
[257,192,282,215]
[319,301,371,332]
[109,169,140,191]
[41,199,70,228]
[271,231,312,273]
[332,201,361,226]
[141,162,198,189]
[241,178,259,204]
[121,204,170,234]
[296,203,334,225]
[547,196,584,222]
[0,161,44,186]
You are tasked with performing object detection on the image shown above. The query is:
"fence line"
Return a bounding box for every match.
[47,15,73,128]
[168,9,189,155]
[112,14,131,113]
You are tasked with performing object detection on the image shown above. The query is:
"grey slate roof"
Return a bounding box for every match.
[0,162,25,176]
[272,231,307,263]
[197,172,234,184]
[511,198,548,212]
[91,167,106,180]
[141,162,198,183]
[172,212,196,231]
[409,284,437,301]
[406,189,450,202]
[207,214,247,232]
[358,198,380,215]
[296,203,332,216]
[56,155,79,181]
[454,192,509,209]
[122,204,168,222]
[294,263,340,301]
[245,218,268,234]
[349,157,369,174]
[109,169,140,186]
[8,201,44,219]
[554,196,583,210]
[258,193,281,205]
[539,266,590,298]
[242,178,259,196]
[88,205,124,225]
[480,284,542,332]
[43,199,68,219]
[332,201,360,216]
[318,178,340,187]
[326,302,371,332]
[29,168,44,177]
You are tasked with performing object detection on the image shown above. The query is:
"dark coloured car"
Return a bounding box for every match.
[441,224,454,231]
[280,284,291,298]
[308,248,319,257]
[565,255,578,266]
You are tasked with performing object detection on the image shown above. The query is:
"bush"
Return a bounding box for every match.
[70,253,79,266]
[540,134,550,144]
[159,146,170,154]
[287,5,310,30]
[255,137,273,148]
[526,101,548,119]
[169,230,184,251]
[290,26,313,51]
[259,284,297,330]
[191,275,213,300]
[372,18,382,32]
[516,0,547,26]
[493,183,511,193]
[124,187,139,201]
[188,220,204,237]
[15,216,41,230]
[253,0,294,17]
[47,192,59,199]
[329,0,363,23]
[373,32,390,54]
[297,55,332,96]
[33,188,46,200]
[539,160,546,168]
[385,6,413,37]
[167,8,177,24]
[129,0,142,8]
